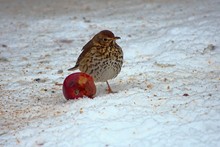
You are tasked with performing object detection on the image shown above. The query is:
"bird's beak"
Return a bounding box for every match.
[114,36,121,40]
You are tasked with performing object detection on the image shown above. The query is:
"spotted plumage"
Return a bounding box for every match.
[68,30,123,93]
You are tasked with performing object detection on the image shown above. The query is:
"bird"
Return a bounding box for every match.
[68,30,123,93]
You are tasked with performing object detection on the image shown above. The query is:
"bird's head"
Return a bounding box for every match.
[93,30,120,46]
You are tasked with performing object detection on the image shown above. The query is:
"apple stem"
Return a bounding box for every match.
[55,83,63,86]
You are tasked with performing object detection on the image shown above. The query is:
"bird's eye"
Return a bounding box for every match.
[103,38,108,42]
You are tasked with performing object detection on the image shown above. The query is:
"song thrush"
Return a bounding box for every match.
[68,30,123,93]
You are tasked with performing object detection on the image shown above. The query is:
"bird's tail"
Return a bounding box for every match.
[68,65,79,71]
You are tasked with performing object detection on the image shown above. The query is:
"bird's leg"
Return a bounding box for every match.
[106,81,115,93]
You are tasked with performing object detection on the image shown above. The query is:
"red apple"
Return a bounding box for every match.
[63,72,96,100]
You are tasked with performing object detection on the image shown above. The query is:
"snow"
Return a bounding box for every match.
[1,0,220,146]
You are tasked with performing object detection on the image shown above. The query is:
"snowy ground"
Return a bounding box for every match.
[1,0,220,146]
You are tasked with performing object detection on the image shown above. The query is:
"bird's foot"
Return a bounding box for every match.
[106,81,117,94]
[106,87,117,94]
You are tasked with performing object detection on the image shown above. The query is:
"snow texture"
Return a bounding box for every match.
[0,0,220,146]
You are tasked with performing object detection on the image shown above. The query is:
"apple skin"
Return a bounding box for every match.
[62,72,96,100]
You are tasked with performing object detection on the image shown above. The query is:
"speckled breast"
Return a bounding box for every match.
[80,45,123,82]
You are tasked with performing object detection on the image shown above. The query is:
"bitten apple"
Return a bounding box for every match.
[63,72,96,100]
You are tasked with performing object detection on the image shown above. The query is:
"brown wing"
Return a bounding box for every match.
[68,39,94,71]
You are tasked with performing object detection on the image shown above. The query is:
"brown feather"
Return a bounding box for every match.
[68,65,78,71]
[68,39,94,71]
